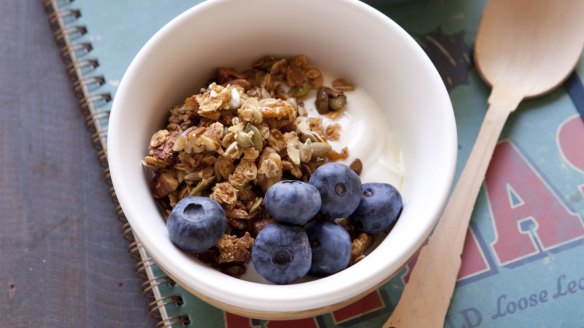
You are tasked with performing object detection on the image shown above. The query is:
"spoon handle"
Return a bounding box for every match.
[384,87,522,327]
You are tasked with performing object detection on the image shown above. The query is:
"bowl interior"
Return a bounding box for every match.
[108,0,456,315]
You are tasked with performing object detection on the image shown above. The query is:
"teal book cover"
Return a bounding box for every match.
[47,0,584,327]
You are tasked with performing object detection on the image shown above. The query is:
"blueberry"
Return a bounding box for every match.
[305,221,351,276]
[264,180,321,225]
[308,163,362,218]
[349,183,403,234]
[167,196,227,253]
[251,223,311,284]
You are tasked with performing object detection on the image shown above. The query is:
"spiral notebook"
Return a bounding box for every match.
[45,0,584,327]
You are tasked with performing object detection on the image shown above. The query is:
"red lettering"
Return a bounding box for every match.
[265,318,318,328]
[486,141,584,265]
[558,115,584,172]
[225,313,319,328]
[331,290,384,324]
[401,230,490,283]
[459,229,490,279]
[224,312,255,328]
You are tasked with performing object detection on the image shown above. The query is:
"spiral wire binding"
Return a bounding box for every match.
[44,1,188,326]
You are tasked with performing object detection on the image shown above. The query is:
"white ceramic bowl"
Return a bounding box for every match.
[108,0,456,319]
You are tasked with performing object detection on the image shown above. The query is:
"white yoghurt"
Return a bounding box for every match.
[303,83,405,194]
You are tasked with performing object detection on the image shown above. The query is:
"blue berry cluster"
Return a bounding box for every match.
[165,163,403,284]
[252,162,403,284]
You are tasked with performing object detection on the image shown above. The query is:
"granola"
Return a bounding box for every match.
[349,158,363,176]
[216,232,254,264]
[325,123,341,141]
[351,232,374,264]
[144,55,366,274]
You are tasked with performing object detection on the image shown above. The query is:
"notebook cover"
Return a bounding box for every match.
[55,0,584,326]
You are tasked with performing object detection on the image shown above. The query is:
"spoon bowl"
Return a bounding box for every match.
[475,0,584,98]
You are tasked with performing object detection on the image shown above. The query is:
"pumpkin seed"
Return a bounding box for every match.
[315,88,330,114]
[329,94,347,111]
[189,176,216,196]
[244,123,264,151]
[310,142,332,157]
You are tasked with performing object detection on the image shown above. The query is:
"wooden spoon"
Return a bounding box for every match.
[385,0,584,327]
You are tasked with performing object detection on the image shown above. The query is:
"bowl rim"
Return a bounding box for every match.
[108,0,457,315]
